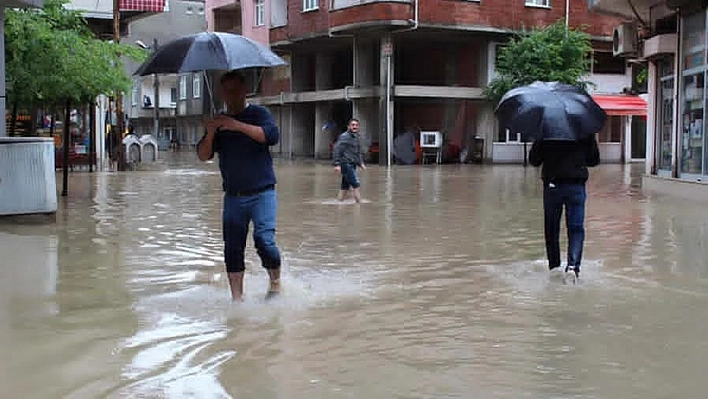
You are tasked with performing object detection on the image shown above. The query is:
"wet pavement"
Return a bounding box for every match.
[2,153,708,398]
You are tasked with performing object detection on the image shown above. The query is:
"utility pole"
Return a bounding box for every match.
[153,38,160,138]
[113,0,126,171]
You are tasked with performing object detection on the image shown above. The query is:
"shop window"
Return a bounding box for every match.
[680,11,706,175]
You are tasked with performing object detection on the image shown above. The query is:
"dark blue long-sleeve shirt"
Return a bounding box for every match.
[198,104,279,194]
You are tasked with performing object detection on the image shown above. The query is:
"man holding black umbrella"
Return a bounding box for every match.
[496,81,606,278]
[529,134,600,277]
[197,70,282,301]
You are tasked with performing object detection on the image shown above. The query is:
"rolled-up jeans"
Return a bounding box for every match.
[340,163,361,190]
[222,188,281,273]
[543,182,586,269]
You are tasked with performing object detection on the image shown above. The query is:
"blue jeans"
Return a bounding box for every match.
[340,163,361,190]
[543,183,586,270]
[222,189,281,273]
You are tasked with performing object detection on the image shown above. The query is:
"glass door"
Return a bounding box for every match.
[680,11,707,176]
[657,59,674,172]
[680,72,704,175]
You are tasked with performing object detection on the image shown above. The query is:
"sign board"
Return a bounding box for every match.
[382,42,393,57]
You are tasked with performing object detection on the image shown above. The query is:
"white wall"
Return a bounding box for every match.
[587,72,632,94]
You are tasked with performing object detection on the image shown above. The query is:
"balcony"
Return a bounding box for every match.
[329,0,414,33]
[587,0,657,21]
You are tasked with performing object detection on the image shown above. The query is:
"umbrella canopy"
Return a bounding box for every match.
[134,32,286,76]
[494,81,607,141]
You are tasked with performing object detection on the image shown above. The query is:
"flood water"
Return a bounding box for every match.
[2,154,708,398]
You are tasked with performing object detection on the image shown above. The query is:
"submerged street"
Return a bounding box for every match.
[2,154,708,398]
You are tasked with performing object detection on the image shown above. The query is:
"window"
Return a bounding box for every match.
[303,0,318,12]
[179,76,187,100]
[525,0,550,7]
[255,0,265,26]
[193,74,201,98]
[170,87,177,104]
[592,51,626,75]
[131,82,139,106]
[185,6,193,14]
[271,0,287,26]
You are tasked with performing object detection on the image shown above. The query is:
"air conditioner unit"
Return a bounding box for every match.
[643,33,678,59]
[613,23,638,57]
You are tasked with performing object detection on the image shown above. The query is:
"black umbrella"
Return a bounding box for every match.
[494,81,607,141]
[134,32,286,76]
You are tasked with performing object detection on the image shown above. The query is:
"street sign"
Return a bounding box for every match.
[382,42,393,57]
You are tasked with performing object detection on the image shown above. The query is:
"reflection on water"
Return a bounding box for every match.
[2,154,708,398]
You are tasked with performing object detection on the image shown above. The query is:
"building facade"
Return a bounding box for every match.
[221,0,643,164]
[591,0,708,192]
[123,0,207,149]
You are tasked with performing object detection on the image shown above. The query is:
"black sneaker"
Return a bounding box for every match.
[549,264,562,271]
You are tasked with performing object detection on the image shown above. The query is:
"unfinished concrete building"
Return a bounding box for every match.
[236,1,634,164]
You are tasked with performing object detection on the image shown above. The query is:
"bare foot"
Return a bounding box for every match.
[265,280,281,300]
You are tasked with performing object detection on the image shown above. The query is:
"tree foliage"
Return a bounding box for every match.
[5,0,146,106]
[485,21,594,105]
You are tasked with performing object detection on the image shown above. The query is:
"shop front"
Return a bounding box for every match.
[676,10,708,180]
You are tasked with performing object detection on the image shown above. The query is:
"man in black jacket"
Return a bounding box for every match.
[529,135,600,277]
[333,118,366,203]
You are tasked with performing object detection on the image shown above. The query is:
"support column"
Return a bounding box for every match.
[475,102,495,163]
[379,33,394,166]
[624,115,633,164]
[354,37,375,87]
[353,37,378,155]
[646,62,657,175]
[314,53,334,158]
[0,9,7,137]
[315,103,332,158]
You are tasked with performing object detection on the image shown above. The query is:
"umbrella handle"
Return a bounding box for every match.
[203,71,216,116]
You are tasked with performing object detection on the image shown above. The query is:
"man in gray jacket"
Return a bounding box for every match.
[333,118,366,203]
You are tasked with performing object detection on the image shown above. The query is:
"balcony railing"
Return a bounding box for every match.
[330,0,411,11]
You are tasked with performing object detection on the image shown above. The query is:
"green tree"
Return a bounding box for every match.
[485,21,594,105]
[5,0,145,108]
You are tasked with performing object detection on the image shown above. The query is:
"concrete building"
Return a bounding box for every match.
[591,0,708,198]
[222,0,645,165]
[123,0,207,149]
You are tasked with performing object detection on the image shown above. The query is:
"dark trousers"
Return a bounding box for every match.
[543,183,586,269]
[222,189,281,273]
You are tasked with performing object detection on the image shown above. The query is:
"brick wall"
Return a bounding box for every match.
[329,2,412,29]
[271,0,330,43]
[420,0,622,37]
[272,0,623,44]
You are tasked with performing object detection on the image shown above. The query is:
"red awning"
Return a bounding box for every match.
[120,0,167,12]
[592,94,647,116]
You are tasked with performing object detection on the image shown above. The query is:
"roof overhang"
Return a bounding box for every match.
[66,0,169,37]
[587,0,664,21]
[0,0,42,8]
[593,94,647,116]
